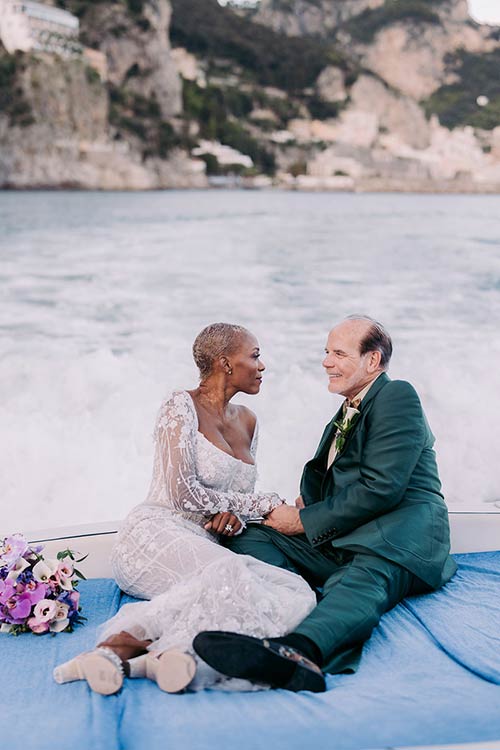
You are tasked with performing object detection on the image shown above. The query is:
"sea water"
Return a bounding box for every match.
[1,190,499,532]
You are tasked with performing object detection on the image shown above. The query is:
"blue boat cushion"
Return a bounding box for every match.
[2,552,500,750]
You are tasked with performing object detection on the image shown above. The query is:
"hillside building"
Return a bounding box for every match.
[0,0,80,57]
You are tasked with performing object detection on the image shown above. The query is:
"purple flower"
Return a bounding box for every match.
[0,579,15,604]
[3,593,33,624]
[0,535,28,570]
[57,590,79,612]
[26,543,44,556]
[24,581,48,606]
[0,567,8,580]
[27,617,50,634]
[17,569,34,585]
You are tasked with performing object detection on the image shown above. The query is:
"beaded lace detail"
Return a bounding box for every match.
[148,390,282,520]
[105,390,316,691]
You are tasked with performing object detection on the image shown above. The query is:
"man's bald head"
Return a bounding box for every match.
[344,315,393,369]
[323,316,392,399]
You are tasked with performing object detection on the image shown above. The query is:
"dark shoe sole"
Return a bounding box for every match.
[193,631,326,693]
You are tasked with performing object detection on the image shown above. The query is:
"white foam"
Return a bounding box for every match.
[1,191,499,531]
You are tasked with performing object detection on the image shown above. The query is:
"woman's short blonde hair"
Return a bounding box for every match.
[192,323,250,379]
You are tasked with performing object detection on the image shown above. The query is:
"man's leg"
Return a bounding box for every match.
[224,524,340,589]
[293,551,415,673]
[196,539,415,690]
[224,524,350,667]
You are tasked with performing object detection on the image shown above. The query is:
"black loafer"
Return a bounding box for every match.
[193,631,326,693]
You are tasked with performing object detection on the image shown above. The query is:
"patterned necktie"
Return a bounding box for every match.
[344,397,361,412]
[327,398,361,469]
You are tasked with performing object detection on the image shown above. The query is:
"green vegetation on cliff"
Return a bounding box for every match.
[56,0,151,32]
[0,48,34,127]
[424,49,500,130]
[170,0,352,93]
[182,79,275,174]
[109,86,186,158]
[344,0,444,43]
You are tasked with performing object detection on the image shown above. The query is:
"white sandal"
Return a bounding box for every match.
[129,650,196,693]
[53,647,125,695]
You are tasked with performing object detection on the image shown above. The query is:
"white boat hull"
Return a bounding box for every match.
[21,512,500,579]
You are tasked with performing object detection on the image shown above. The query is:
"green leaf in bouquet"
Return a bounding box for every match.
[57,548,87,565]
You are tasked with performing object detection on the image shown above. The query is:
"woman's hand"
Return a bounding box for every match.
[295,495,305,509]
[204,512,242,536]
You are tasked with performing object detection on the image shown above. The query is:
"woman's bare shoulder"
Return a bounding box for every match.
[235,404,257,436]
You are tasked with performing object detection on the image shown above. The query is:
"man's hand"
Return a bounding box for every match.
[295,495,305,509]
[204,512,242,536]
[263,505,304,536]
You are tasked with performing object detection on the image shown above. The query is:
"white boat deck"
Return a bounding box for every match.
[23,511,500,579]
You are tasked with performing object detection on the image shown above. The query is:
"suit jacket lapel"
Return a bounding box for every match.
[313,403,344,460]
[356,371,390,411]
[312,372,391,463]
[329,372,391,465]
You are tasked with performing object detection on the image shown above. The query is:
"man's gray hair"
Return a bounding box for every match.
[346,314,393,369]
[192,322,250,380]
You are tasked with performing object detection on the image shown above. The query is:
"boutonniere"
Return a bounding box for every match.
[333,406,360,455]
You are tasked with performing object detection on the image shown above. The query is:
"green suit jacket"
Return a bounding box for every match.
[299,373,457,589]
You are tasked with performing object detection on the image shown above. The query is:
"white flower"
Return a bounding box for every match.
[54,602,69,621]
[32,559,59,583]
[50,618,70,633]
[58,562,73,578]
[6,557,30,581]
[33,599,57,622]
[58,576,74,592]
[344,406,360,423]
[0,623,13,634]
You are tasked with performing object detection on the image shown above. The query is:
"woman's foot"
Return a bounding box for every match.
[53,647,125,695]
[128,650,196,693]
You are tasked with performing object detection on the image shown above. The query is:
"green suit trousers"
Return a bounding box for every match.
[224,524,428,674]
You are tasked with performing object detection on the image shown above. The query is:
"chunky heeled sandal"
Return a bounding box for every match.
[53,647,125,695]
[143,650,196,693]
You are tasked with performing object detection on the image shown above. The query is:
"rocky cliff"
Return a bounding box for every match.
[1,0,500,191]
[253,0,386,37]
[0,0,205,189]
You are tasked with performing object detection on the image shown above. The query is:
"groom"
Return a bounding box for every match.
[193,315,457,692]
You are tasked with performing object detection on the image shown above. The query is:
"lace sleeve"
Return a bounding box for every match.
[153,391,283,516]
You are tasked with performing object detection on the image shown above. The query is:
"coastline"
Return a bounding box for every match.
[2,179,500,193]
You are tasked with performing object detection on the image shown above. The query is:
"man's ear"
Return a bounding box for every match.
[367,350,382,372]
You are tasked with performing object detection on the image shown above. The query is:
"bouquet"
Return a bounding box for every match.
[0,533,86,635]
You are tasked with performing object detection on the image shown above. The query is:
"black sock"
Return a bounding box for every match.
[272,633,323,667]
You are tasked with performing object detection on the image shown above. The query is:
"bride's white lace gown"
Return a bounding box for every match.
[100,390,316,689]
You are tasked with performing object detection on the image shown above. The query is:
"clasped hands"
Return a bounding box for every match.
[205,495,305,538]
[261,495,305,535]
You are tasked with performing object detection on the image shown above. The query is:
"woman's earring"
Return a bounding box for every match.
[228,368,232,375]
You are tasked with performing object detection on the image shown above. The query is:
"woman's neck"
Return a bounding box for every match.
[193,378,235,418]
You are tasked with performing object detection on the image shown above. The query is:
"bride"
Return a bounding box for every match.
[54,323,316,694]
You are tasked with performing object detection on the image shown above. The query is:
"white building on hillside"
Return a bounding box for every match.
[217,0,260,8]
[0,0,80,57]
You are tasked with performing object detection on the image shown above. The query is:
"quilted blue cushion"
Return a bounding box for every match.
[2,552,500,750]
